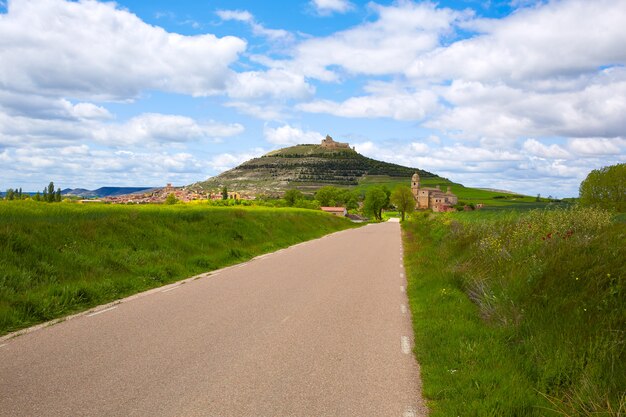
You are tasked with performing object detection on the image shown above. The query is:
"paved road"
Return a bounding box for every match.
[0,221,426,417]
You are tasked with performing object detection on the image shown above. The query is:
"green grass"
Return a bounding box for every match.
[402,208,625,416]
[0,201,357,335]
[382,210,400,220]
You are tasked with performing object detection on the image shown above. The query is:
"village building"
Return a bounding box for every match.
[209,191,241,200]
[320,206,347,217]
[411,172,458,212]
[320,135,350,149]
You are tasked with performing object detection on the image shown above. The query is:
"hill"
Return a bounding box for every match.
[62,187,154,198]
[190,138,546,208]
[192,140,435,196]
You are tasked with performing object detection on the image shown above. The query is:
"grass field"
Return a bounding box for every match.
[403,207,625,416]
[0,201,357,336]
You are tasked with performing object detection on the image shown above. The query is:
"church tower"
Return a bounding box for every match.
[411,172,420,199]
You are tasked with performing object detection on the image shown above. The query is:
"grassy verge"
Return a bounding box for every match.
[0,201,357,335]
[403,208,625,416]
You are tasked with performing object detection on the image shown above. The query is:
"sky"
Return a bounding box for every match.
[0,0,625,197]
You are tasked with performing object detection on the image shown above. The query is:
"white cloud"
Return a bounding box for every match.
[0,0,246,100]
[93,114,244,146]
[298,89,439,120]
[353,140,522,179]
[568,138,625,156]
[0,112,90,147]
[59,145,90,156]
[0,144,218,189]
[410,142,430,154]
[71,102,113,120]
[160,153,203,173]
[215,9,253,22]
[428,68,626,140]
[0,91,112,121]
[224,102,287,121]
[0,111,243,148]
[263,124,323,145]
[287,1,626,147]
[227,69,314,100]
[407,0,626,82]
[310,0,354,15]
[267,1,467,81]
[522,139,570,159]
[209,149,266,173]
[216,9,291,41]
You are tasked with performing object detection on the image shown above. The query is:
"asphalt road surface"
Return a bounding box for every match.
[0,221,426,417]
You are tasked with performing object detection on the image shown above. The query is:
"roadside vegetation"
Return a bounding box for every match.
[0,201,357,336]
[403,207,625,416]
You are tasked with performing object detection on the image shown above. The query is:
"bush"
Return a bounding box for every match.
[165,193,178,205]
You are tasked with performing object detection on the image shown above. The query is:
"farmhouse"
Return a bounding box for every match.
[321,206,347,217]
[411,172,458,212]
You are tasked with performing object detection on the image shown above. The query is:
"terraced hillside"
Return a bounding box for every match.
[193,144,434,195]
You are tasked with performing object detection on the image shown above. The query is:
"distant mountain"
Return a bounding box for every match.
[61,188,94,197]
[192,138,435,195]
[62,187,154,198]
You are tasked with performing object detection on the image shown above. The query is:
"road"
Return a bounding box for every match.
[0,221,426,417]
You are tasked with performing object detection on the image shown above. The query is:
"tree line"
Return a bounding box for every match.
[281,184,416,221]
[4,182,63,202]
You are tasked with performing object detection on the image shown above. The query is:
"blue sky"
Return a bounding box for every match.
[1,0,625,197]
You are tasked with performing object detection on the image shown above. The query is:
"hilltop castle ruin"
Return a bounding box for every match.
[321,135,350,149]
[411,172,458,212]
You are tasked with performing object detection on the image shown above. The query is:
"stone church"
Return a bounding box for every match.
[411,172,458,212]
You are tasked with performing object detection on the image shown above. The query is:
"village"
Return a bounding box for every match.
[100,183,249,204]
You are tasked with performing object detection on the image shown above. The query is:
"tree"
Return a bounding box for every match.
[315,186,339,206]
[363,187,387,221]
[390,186,415,221]
[47,182,55,203]
[381,185,391,209]
[165,193,178,205]
[221,185,228,200]
[5,188,15,200]
[315,186,359,208]
[346,195,359,211]
[34,191,41,202]
[284,189,303,207]
[55,188,62,202]
[579,163,626,212]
